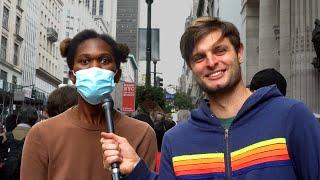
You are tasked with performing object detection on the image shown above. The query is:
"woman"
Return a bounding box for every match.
[21,30,157,180]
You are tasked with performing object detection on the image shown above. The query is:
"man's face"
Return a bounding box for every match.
[69,38,121,83]
[189,30,243,95]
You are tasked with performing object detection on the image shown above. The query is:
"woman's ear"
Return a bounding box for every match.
[114,69,122,83]
[69,70,76,84]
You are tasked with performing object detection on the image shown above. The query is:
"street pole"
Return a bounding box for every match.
[153,60,157,87]
[145,0,153,87]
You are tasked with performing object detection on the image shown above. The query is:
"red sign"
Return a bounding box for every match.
[122,82,136,112]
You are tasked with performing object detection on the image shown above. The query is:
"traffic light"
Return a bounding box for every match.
[31,89,36,99]
[156,76,163,88]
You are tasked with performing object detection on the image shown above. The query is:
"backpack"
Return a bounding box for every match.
[1,132,25,180]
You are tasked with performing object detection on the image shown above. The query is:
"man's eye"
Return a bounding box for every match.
[100,56,112,64]
[80,59,89,64]
[192,55,204,62]
[215,48,226,56]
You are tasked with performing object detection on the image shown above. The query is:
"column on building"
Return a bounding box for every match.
[279,0,291,96]
[291,0,320,112]
[258,0,280,70]
[240,0,260,84]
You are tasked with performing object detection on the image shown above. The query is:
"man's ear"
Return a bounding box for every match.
[69,70,76,84]
[114,69,122,83]
[237,43,244,64]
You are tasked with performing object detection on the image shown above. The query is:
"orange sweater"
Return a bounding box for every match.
[21,107,157,180]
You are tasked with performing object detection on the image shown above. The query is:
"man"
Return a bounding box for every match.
[21,30,157,180]
[249,68,287,96]
[101,17,320,179]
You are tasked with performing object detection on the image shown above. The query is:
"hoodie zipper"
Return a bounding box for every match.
[224,128,232,180]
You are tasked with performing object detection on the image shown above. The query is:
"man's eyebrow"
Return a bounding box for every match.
[210,36,225,49]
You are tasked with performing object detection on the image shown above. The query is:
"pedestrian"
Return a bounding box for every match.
[101,16,320,180]
[153,116,175,173]
[133,113,154,129]
[249,68,287,96]
[176,109,191,123]
[21,29,157,180]
[3,112,18,132]
[46,85,78,117]
[1,106,38,180]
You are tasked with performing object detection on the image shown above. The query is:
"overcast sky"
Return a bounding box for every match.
[139,0,193,88]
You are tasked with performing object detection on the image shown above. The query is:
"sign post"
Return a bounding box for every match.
[122,82,136,113]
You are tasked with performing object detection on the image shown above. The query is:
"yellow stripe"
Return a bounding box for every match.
[173,153,224,162]
[231,138,286,157]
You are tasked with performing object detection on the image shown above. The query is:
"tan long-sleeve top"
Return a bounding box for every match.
[20,107,157,180]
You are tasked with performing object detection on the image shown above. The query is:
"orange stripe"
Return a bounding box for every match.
[175,167,225,176]
[232,149,289,167]
[173,158,224,166]
[174,162,225,171]
[232,144,287,161]
[233,154,290,170]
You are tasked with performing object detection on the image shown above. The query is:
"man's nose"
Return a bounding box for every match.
[206,53,218,67]
[90,59,101,68]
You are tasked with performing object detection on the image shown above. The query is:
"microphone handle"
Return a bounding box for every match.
[103,100,121,180]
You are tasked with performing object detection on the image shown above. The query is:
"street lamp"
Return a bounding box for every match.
[145,0,153,87]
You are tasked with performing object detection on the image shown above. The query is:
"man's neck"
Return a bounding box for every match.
[209,81,252,119]
[77,98,105,126]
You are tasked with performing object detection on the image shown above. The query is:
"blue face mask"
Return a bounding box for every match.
[74,67,116,105]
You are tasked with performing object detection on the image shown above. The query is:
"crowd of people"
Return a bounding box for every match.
[0,16,319,180]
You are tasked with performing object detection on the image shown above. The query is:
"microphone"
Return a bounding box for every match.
[102,94,121,180]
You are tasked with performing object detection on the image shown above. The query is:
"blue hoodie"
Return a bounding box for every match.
[126,86,320,180]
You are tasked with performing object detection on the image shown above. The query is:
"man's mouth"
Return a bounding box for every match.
[206,70,226,79]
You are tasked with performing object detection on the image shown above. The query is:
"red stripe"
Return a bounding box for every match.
[232,149,289,166]
[175,167,225,176]
[232,154,290,170]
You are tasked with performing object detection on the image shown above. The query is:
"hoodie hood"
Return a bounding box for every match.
[190,85,283,129]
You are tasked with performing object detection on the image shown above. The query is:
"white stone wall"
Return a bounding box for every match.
[22,0,40,87]
[241,0,259,84]
[258,0,280,70]
[290,0,320,112]
[0,0,25,84]
[242,0,320,113]
[35,0,64,94]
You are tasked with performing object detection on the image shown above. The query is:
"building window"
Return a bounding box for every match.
[92,0,97,15]
[17,0,22,7]
[15,16,21,34]
[0,70,7,81]
[85,0,90,9]
[66,32,69,38]
[0,36,8,61]
[13,44,19,66]
[99,0,104,16]
[2,7,9,30]
[12,75,17,85]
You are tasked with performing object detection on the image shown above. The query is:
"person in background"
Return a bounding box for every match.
[153,115,175,173]
[101,17,320,180]
[3,113,18,132]
[132,113,154,129]
[249,68,287,96]
[46,85,78,118]
[1,106,38,180]
[176,109,191,123]
[21,29,157,180]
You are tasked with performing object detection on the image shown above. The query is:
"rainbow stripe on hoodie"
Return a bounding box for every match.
[173,138,291,178]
